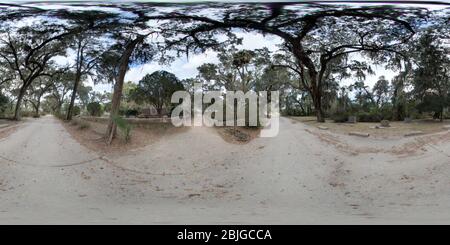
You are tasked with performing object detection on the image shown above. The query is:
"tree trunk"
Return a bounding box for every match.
[392,91,399,121]
[34,100,41,117]
[56,101,63,116]
[66,73,82,121]
[13,86,26,120]
[106,35,146,144]
[106,78,123,144]
[312,89,325,122]
[392,77,405,121]
[291,42,324,122]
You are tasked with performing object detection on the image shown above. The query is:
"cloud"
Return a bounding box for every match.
[180,49,218,71]
[125,63,163,82]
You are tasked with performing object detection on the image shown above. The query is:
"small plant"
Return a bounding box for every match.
[112,115,132,143]
[331,111,349,123]
[78,121,90,130]
[20,111,34,118]
[73,106,81,116]
[71,119,79,126]
[53,112,65,120]
[357,111,381,122]
[123,109,139,118]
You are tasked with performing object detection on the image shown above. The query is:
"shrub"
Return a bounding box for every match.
[283,108,304,116]
[0,93,9,116]
[357,111,381,122]
[78,121,90,130]
[54,112,65,120]
[112,115,132,143]
[124,109,139,118]
[71,118,89,129]
[20,111,34,118]
[73,106,81,116]
[331,111,349,123]
[71,120,78,126]
[87,102,103,117]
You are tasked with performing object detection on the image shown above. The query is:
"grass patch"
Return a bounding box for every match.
[112,115,132,143]
[78,121,90,130]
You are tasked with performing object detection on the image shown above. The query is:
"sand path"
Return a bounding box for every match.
[1,115,450,224]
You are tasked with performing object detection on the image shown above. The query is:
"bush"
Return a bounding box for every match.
[103,102,111,113]
[357,111,381,122]
[112,115,132,143]
[378,105,394,121]
[78,121,90,130]
[87,102,103,117]
[20,111,34,118]
[331,111,349,123]
[124,109,139,118]
[0,93,9,116]
[283,108,304,116]
[54,112,65,120]
[73,106,81,116]
[71,118,90,129]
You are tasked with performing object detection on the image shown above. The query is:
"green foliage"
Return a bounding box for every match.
[86,102,103,117]
[357,111,381,122]
[372,76,390,106]
[283,107,304,117]
[54,112,66,120]
[411,31,450,120]
[103,102,111,113]
[112,115,132,143]
[332,111,349,123]
[122,109,139,118]
[72,106,81,116]
[0,92,9,116]
[20,111,35,118]
[132,70,184,115]
[416,94,450,120]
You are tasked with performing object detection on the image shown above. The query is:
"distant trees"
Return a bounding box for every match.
[87,102,103,117]
[412,31,450,121]
[48,72,74,115]
[372,76,390,108]
[132,70,184,116]
[63,11,117,120]
[0,21,69,120]
[25,76,54,117]
[197,47,270,92]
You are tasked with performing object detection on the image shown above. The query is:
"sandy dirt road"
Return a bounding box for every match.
[1,115,450,224]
